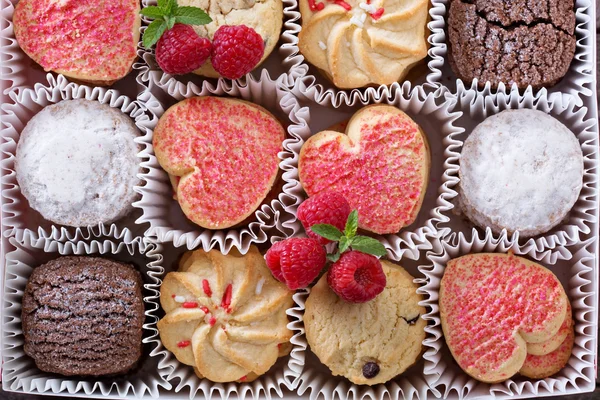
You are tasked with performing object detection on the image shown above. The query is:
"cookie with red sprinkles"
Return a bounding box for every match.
[152,96,284,229]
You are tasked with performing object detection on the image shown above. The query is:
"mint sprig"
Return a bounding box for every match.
[141,0,212,48]
[311,210,387,260]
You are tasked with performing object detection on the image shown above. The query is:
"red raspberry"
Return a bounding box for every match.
[265,238,327,290]
[297,192,352,245]
[211,25,265,80]
[155,24,211,75]
[327,251,386,303]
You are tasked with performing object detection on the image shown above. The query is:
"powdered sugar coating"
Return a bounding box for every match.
[299,105,429,234]
[152,97,284,229]
[439,253,568,383]
[13,0,140,83]
[458,109,583,237]
[15,99,141,227]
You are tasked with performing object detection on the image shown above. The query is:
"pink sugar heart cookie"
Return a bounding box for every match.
[440,253,568,383]
[153,97,284,229]
[298,105,430,235]
[527,302,572,356]
[520,326,574,379]
[13,0,140,85]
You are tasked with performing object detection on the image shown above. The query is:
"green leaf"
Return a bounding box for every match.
[165,15,176,29]
[174,6,212,25]
[140,6,165,20]
[162,0,177,14]
[344,210,358,239]
[350,236,387,257]
[339,236,351,254]
[311,224,343,241]
[143,20,167,48]
[327,253,340,263]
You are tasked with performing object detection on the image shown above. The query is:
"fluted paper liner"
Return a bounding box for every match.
[134,76,309,253]
[428,0,596,105]
[150,241,304,399]
[419,232,598,398]
[437,86,598,263]
[137,0,305,93]
[283,85,462,261]
[288,1,447,108]
[0,74,153,245]
[1,236,170,397]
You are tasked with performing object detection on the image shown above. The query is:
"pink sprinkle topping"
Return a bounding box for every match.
[171,294,176,299]
[177,340,191,348]
[182,302,198,309]
[441,254,566,377]
[13,0,138,80]
[308,0,325,11]
[335,0,352,11]
[202,279,212,297]
[239,375,247,381]
[277,343,283,349]
[299,110,427,234]
[366,0,371,3]
[200,306,210,314]
[371,8,385,20]
[221,284,233,313]
[209,316,217,326]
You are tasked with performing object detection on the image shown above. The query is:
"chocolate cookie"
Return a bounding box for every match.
[22,256,145,376]
[448,0,576,89]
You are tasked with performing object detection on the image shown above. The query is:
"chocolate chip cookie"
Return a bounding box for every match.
[448,0,576,89]
[304,260,426,385]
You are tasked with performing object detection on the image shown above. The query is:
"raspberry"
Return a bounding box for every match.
[265,238,327,290]
[211,25,265,80]
[327,251,386,303]
[155,24,211,75]
[297,192,352,245]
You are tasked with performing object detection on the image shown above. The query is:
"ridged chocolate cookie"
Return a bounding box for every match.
[448,0,576,89]
[22,256,145,376]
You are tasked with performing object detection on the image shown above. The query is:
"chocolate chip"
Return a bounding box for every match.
[403,314,420,325]
[362,362,380,379]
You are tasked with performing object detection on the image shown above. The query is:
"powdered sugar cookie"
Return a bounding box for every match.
[13,0,140,85]
[15,99,141,227]
[152,96,284,229]
[298,105,430,234]
[458,109,583,237]
[520,327,574,379]
[439,253,568,383]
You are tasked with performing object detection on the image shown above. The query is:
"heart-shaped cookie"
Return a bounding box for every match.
[13,0,140,85]
[153,96,284,229]
[440,253,568,383]
[298,105,430,234]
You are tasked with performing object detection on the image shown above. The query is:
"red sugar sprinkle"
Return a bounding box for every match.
[202,279,212,297]
[209,316,217,326]
[335,0,352,11]
[308,0,324,11]
[371,8,385,20]
[277,343,283,349]
[182,302,198,308]
[171,294,176,299]
[177,340,191,348]
[239,375,247,381]
[200,306,210,314]
[221,284,233,313]
[366,0,371,3]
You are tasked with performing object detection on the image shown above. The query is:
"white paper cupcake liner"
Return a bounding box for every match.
[419,232,598,399]
[288,2,446,108]
[1,235,170,398]
[133,76,306,253]
[0,74,152,245]
[137,0,305,94]
[149,240,304,399]
[428,0,596,106]
[283,85,463,262]
[436,85,599,263]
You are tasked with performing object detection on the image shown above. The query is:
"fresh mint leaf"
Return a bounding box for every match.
[350,236,387,257]
[311,224,343,241]
[327,253,340,263]
[174,6,212,25]
[165,15,176,29]
[140,6,165,20]
[163,0,177,14]
[344,210,358,239]
[339,236,351,254]
[143,20,167,48]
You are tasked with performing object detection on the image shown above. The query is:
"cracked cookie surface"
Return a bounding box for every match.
[304,260,426,385]
[447,0,576,89]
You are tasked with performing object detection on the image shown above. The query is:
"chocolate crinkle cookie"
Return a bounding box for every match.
[21,256,145,377]
[448,0,576,89]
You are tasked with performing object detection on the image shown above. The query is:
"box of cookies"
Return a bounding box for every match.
[0,0,597,399]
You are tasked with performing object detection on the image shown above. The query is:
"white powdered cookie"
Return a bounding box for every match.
[15,99,141,227]
[458,109,583,237]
